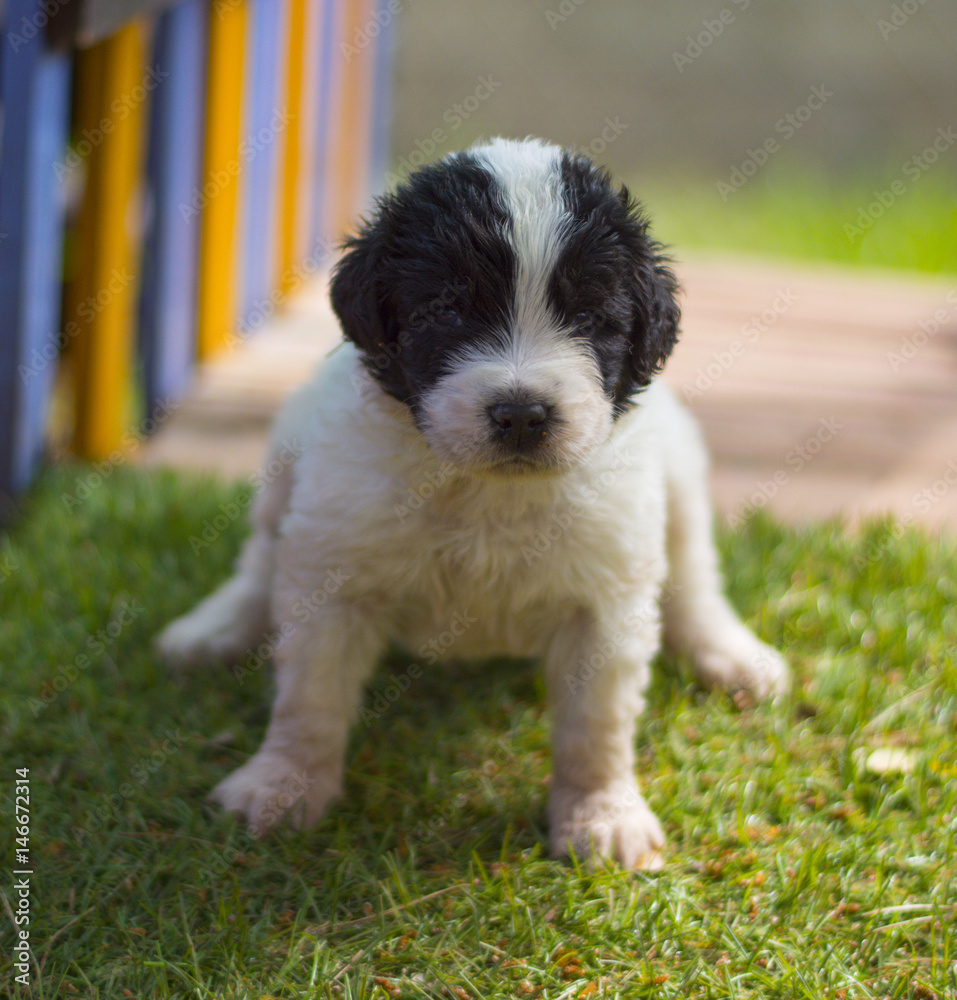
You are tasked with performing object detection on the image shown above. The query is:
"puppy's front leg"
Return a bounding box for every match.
[544,608,665,869]
[210,599,385,837]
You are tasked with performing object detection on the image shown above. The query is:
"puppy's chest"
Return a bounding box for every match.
[381,480,661,659]
[389,501,577,656]
[405,485,602,573]
[398,477,656,592]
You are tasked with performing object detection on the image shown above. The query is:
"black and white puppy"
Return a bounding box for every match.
[159,137,788,868]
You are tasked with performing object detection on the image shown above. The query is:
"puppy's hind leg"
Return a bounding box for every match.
[156,457,293,669]
[658,392,789,699]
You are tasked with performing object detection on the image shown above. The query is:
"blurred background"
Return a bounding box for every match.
[1,0,955,527]
[378,0,957,527]
[4,7,956,992]
[388,0,956,273]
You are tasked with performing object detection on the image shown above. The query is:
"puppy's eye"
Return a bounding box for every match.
[574,309,600,330]
[434,307,462,327]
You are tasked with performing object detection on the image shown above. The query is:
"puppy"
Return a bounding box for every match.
[159,137,788,868]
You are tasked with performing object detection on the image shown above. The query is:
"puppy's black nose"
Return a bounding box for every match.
[488,402,550,446]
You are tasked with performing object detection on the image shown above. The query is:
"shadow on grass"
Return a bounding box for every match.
[194,630,707,867]
[7,467,957,996]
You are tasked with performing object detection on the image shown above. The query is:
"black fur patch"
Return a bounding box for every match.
[330,144,679,420]
[554,152,680,412]
[330,152,516,413]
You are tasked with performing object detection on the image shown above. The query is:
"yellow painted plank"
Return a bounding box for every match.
[196,0,248,358]
[276,0,308,298]
[71,21,150,460]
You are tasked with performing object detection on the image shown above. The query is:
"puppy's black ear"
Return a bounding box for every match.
[329,205,409,400]
[622,188,680,389]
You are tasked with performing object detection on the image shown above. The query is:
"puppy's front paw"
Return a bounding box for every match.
[549,781,665,869]
[209,750,339,837]
[692,627,790,700]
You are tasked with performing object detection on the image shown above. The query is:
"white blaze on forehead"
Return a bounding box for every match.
[470,138,569,357]
[419,141,614,471]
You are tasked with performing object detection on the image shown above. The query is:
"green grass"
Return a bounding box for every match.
[637,158,957,276]
[2,465,956,998]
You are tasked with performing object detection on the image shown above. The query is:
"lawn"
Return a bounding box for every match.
[1,465,956,998]
[637,160,957,277]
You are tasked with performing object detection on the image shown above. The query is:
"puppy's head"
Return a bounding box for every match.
[330,137,679,476]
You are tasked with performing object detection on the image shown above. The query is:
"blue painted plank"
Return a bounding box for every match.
[0,0,72,503]
[239,0,289,334]
[310,0,342,251]
[367,0,397,199]
[138,0,208,415]
[17,55,72,492]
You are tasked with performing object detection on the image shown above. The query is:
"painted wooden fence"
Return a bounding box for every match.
[0,0,395,505]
